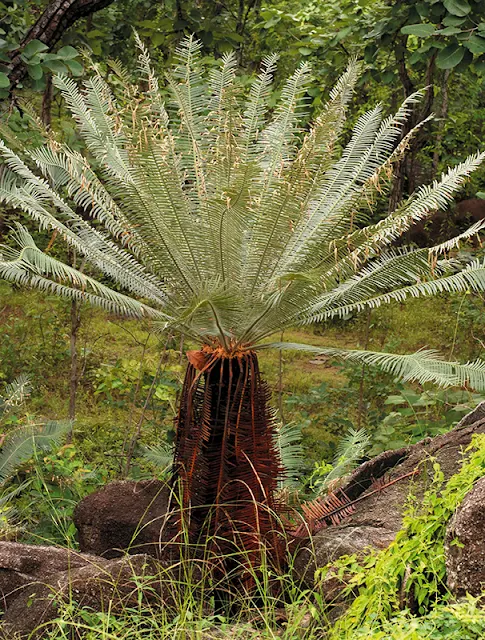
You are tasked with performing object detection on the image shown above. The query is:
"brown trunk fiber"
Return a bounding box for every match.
[172,348,285,592]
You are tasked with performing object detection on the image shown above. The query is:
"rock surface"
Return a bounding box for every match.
[0,541,100,611]
[73,479,173,558]
[445,476,485,597]
[1,554,171,639]
[294,402,485,592]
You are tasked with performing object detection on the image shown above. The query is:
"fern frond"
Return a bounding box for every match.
[240,53,279,163]
[166,35,208,200]
[2,375,31,410]
[303,256,485,323]
[315,427,371,493]
[274,422,304,488]
[0,40,483,361]
[0,420,71,485]
[283,91,428,273]
[0,226,170,320]
[259,343,485,391]
[143,443,173,474]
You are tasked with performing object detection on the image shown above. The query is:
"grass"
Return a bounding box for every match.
[33,551,328,640]
[7,453,485,640]
[4,478,332,639]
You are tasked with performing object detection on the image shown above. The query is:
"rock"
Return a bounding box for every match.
[201,624,263,639]
[74,479,174,558]
[445,477,485,597]
[1,553,184,639]
[294,402,485,594]
[0,541,101,611]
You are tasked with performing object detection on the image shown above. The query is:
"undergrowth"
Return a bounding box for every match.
[0,435,483,639]
[324,433,485,639]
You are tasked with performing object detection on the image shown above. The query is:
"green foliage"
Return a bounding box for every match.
[370,387,485,454]
[0,375,77,540]
[274,421,306,488]
[352,597,485,639]
[93,357,180,411]
[16,443,104,545]
[0,419,71,485]
[324,434,485,638]
[0,373,31,420]
[0,38,83,97]
[310,427,371,493]
[142,442,173,474]
[368,0,485,73]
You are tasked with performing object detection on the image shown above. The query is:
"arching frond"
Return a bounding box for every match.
[314,427,371,494]
[0,226,170,320]
[0,420,71,485]
[143,443,173,476]
[274,422,305,488]
[303,256,485,323]
[0,375,31,417]
[260,343,485,391]
[166,35,208,200]
[240,53,279,163]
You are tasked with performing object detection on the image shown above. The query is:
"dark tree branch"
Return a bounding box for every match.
[7,0,115,88]
[388,41,437,210]
[395,37,414,98]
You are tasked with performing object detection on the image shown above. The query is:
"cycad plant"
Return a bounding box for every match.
[2,37,485,586]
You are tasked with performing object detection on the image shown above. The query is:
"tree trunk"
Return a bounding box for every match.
[41,74,53,128]
[68,299,81,441]
[172,347,285,592]
[7,0,115,89]
[68,251,84,440]
[388,40,437,212]
[432,70,451,177]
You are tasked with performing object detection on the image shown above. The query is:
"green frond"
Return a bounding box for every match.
[134,33,169,126]
[143,443,173,475]
[260,343,485,391]
[315,427,371,493]
[281,91,429,274]
[274,422,305,488]
[240,53,279,163]
[0,420,71,485]
[107,58,134,88]
[0,226,170,320]
[303,256,485,323]
[259,62,312,177]
[352,152,485,256]
[166,35,208,200]
[299,248,449,323]
[0,375,31,417]
[0,39,483,358]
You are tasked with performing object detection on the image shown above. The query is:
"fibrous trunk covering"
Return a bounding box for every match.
[172,347,284,591]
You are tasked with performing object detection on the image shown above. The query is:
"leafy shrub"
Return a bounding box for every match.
[325,434,485,638]
[93,357,181,411]
[15,444,105,546]
[352,597,485,640]
[370,388,485,455]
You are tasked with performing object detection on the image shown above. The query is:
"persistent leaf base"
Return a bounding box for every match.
[172,348,285,592]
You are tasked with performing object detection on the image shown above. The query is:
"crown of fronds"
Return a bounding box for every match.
[1,36,485,388]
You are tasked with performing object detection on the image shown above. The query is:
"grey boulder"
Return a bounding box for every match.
[445,476,485,597]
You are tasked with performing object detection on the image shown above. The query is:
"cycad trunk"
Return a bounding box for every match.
[172,347,284,590]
